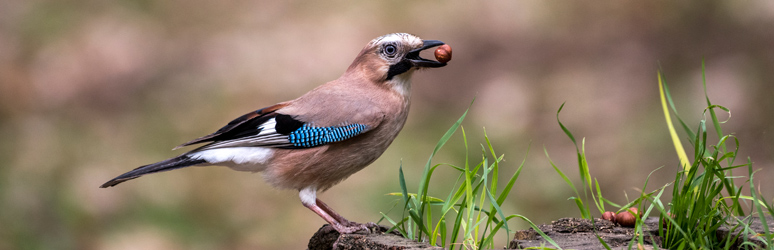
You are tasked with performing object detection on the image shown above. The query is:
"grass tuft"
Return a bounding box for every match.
[545,64,773,249]
[653,66,773,249]
[380,106,557,250]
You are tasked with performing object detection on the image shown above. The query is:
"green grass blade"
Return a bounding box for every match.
[399,164,409,205]
[485,186,510,243]
[513,214,563,249]
[595,234,613,250]
[380,212,408,236]
[749,160,771,244]
[660,69,697,144]
[418,106,469,203]
[450,201,465,250]
[579,138,591,191]
[408,209,431,236]
[545,146,590,218]
[439,219,447,247]
[397,164,415,239]
[556,103,592,189]
[556,102,577,146]
[658,71,691,171]
[593,179,605,214]
[484,130,498,194]
[386,192,445,203]
[497,146,526,205]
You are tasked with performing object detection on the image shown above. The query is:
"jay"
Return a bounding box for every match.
[101,33,448,233]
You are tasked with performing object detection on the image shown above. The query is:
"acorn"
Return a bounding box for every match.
[616,208,639,227]
[434,44,452,63]
[602,211,617,223]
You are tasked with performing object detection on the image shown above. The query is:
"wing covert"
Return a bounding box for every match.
[288,123,369,148]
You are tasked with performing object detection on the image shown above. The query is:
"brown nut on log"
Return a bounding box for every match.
[616,208,639,227]
[602,211,617,223]
[434,44,452,63]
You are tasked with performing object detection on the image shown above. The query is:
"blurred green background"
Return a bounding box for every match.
[1,1,773,249]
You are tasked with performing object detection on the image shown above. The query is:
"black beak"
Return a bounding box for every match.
[406,40,446,68]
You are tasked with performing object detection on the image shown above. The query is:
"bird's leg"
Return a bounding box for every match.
[316,198,379,230]
[314,198,353,225]
[300,187,370,234]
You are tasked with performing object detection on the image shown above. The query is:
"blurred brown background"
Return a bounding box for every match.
[1,1,773,249]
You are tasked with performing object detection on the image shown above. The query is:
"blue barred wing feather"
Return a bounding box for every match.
[288,124,368,147]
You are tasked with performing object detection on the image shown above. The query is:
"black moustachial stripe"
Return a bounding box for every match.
[386,60,412,81]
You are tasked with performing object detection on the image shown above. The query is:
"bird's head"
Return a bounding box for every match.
[346,33,447,90]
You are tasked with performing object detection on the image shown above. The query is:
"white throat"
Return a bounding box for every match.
[388,71,414,98]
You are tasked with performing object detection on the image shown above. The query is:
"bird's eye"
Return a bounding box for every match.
[384,44,397,56]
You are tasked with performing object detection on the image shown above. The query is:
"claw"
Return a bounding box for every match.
[332,222,371,234]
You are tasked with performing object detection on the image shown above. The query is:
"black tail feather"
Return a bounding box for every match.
[100,155,206,188]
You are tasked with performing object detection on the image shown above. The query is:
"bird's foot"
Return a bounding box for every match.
[331,221,371,234]
[321,221,381,235]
